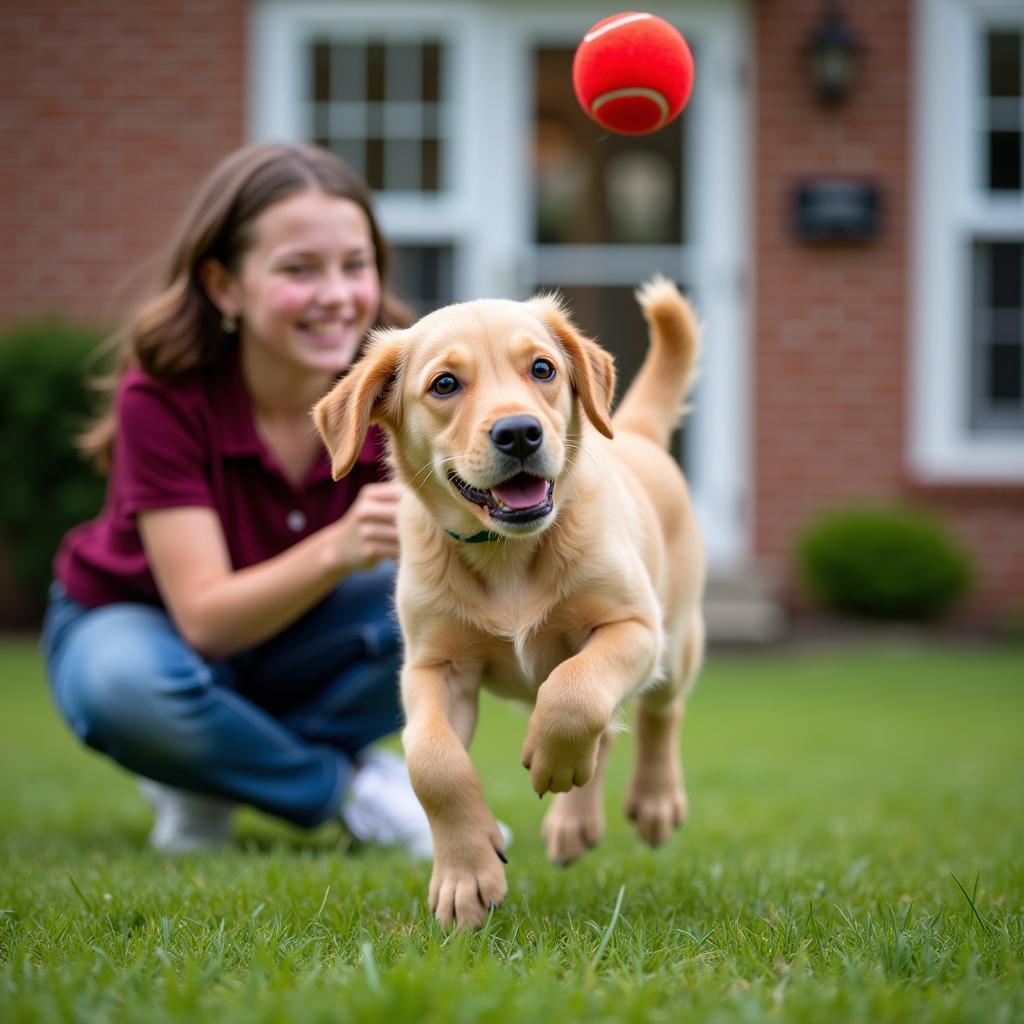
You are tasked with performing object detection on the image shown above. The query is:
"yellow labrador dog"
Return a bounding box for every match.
[315,276,704,929]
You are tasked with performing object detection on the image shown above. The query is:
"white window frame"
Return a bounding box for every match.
[306,39,447,193]
[251,1,486,299]
[910,0,1024,482]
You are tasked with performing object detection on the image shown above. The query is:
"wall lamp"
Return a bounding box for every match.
[805,2,862,107]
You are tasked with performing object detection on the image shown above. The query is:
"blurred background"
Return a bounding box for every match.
[1,0,1022,642]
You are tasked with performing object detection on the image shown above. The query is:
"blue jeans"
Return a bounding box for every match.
[40,563,403,828]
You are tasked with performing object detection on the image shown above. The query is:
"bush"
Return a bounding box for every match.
[798,504,973,621]
[0,319,109,615]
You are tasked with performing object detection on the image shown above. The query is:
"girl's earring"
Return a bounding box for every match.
[221,312,239,334]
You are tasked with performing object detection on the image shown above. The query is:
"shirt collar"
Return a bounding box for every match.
[215,350,385,476]
[216,348,263,456]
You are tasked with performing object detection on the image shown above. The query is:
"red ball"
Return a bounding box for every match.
[572,12,694,135]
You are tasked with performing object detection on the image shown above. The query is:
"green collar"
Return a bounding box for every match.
[445,528,503,544]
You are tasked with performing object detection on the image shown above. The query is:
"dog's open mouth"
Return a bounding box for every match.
[449,471,554,523]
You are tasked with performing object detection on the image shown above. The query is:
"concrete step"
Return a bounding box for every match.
[703,570,786,645]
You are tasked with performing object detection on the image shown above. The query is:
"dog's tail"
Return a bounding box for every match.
[611,276,702,449]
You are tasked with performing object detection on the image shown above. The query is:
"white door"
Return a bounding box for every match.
[252,0,751,570]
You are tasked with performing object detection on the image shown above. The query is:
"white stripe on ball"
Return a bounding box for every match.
[583,12,652,43]
[591,86,670,127]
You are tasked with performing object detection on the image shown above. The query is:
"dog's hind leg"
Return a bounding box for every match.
[625,610,704,845]
[625,697,687,845]
[541,728,615,866]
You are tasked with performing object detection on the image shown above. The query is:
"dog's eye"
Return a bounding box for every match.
[429,373,461,397]
[531,358,556,381]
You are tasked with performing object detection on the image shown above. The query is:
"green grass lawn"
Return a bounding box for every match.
[1,637,1022,1023]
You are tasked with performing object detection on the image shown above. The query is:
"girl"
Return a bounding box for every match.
[41,142,434,855]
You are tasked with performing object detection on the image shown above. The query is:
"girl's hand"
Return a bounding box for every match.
[330,480,403,571]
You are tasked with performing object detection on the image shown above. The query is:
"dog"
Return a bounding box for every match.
[314,276,705,929]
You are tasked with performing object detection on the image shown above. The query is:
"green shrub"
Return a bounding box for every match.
[798,504,973,621]
[1003,606,1024,646]
[0,319,109,614]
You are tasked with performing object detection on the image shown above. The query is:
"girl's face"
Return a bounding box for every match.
[226,189,382,379]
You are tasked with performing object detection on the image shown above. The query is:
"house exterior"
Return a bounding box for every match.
[2,0,1022,634]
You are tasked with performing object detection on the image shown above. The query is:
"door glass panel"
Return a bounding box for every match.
[534,48,686,245]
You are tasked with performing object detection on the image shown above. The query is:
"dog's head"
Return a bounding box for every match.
[314,295,615,538]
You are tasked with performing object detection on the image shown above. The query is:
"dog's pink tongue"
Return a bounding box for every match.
[491,475,549,510]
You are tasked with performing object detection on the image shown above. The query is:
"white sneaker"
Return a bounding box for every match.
[342,748,513,859]
[138,778,235,853]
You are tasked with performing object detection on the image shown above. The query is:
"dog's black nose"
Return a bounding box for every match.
[490,415,543,460]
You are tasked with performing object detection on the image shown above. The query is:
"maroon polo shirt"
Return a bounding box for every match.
[55,352,385,609]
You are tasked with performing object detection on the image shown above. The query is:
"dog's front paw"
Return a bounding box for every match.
[625,776,689,846]
[521,688,610,796]
[542,792,605,865]
[429,826,508,930]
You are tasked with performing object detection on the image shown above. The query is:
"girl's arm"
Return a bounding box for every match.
[137,480,402,660]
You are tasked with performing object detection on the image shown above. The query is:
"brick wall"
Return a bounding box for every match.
[754,0,1023,628]
[0,0,247,327]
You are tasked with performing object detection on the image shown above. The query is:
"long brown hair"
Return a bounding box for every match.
[81,142,413,469]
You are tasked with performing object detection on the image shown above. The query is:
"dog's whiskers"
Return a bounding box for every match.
[406,455,459,495]
[563,439,600,475]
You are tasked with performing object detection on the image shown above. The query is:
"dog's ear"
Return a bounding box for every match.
[313,331,404,480]
[529,295,615,438]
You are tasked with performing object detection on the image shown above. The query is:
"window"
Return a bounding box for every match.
[310,38,447,193]
[911,0,1024,481]
[971,29,1024,432]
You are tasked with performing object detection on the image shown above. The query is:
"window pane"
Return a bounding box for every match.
[392,245,455,315]
[991,343,1023,402]
[991,242,1022,307]
[333,43,366,100]
[993,308,1022,347]
[387,43,422,102]
[422,43,441,104]
[988,31,1021,98]
[312,106,330,148]
[984,31,1023,192]
[328,138,364,178]
[366,138,385,189]
[384,139,421,191]
[313,43,331,103]
[972,243,1024,430]
[422,137,440,191]
[989,131,1023,191]
[367,43,386,102]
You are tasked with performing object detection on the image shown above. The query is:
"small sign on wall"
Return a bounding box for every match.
[793,179,882,243]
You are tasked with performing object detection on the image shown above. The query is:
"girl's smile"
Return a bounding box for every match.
[208,188,382,391]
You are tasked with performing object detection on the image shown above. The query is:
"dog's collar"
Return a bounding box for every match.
[445,528,503,544]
